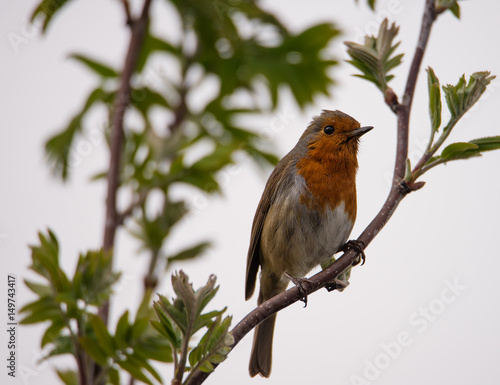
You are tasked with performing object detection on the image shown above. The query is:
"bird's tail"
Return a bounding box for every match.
[248,314,277,378]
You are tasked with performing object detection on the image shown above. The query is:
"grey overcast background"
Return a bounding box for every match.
[2,1,500,384]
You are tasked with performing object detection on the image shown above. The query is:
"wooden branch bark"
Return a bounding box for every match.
[96,2,152,385]
[186,1,437,384]
[100,0,152,324]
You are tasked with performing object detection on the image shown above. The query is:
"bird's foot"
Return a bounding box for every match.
[284,272,313,307]
[324,271,350,292]
[339,239,366,266]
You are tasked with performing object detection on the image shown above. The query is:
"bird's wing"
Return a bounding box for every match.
[245,152,295,300]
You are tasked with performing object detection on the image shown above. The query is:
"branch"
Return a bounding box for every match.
[117,188,150,225]
[119,0,133,25]
[100,0,152,323]
[96,3,152,385]
[186,1,437,384]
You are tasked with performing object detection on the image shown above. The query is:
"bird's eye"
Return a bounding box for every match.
[323,125,335,135]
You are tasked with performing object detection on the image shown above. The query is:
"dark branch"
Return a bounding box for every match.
[186,1,438,384]
[100,0,152,323]
[402,0,436,108]
[96,3,152,385]
[120,0,133,26]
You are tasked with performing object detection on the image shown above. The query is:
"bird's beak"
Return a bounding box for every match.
[347,125,373,138]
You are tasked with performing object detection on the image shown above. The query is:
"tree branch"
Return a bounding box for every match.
[186,1,437,384]
[100,0,152,324]
[96,3,152,385]
[119,0,133,25]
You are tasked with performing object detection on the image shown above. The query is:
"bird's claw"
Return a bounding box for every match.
[325,275,350,292]
[340,240,366,266]
[285,272,312,307]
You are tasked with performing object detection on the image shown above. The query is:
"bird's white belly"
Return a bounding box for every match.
[260,194,354,278]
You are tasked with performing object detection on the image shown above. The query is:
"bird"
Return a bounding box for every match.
[245,109,372,378]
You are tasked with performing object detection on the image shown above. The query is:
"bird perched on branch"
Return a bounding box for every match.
[245,109,372,378]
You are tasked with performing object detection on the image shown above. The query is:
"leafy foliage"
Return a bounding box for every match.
[423,136,500,171]
[442,71,495,120]
[30,0,73,32]
[20,230,173,384]
[410,68,498,179]
[345,19,403,92]
[152,271,232,383]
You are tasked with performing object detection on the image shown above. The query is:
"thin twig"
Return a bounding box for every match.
[101,0,152,323]
[96,1,152,385]
[120,0,134,25]
[117,188,150,225]
[185,1,437,384]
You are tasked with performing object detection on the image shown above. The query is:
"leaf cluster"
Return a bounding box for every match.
[152,271,232,383]
[409,68,499,179]
[345,18,403,93]
[20,230,173,385]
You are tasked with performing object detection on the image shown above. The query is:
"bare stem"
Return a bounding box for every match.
[185,1,437,384]
[119,0,133,25]
[95,1,152,385]
[101,0,152,323]
[411,118,458,179]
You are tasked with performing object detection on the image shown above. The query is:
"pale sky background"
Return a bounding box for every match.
[2,1,500,385]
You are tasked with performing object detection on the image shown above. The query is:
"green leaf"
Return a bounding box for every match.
[31,0,72,32]
[24,279,51,297]
[436,0,461,18]
[442,72,496,120]
[79,336,108,366]
[427,67,442,132]
[88,314,116,356]
[117,359,154,385]
[179,169,220,193]
[430,137,500,168]
[69,54,118,78]
[441,142,478,160]
[137,33,181,72]
[167,242,211,265]
[404,158,412,182]
[41,319,66,347]
[354,0,377,10]
[56,369,78,385]
[130,318,150,342]
[42,335,74,359]
[470,136,500,151]
[152,301,182,347]
[109,368,120,385]
[133,335,174,363]
[449,2,460,18]
[192,2,339,108]
[130,87,170,120]
[71,249,120,309]
[28,229,60,281]
[189,315,233,374]
[19,304,61,324]
[190,143,237,173]
[115,311,131,349]
[124,354,162,384]
[192,309,226,335]
[131,200,187,252]
[45,88,111,180]
[345,19,402,92]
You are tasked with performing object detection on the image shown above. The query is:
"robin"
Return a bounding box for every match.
[245,109,372,378]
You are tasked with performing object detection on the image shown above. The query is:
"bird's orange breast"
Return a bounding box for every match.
[296,146,358,222]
